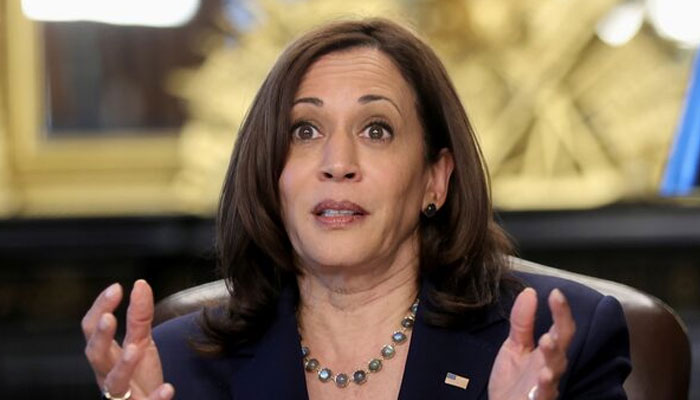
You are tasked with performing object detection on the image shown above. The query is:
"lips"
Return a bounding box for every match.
[311,200,368,216]
[311,200,368,228]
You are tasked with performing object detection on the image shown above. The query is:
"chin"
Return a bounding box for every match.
[299,242,378,271]
[310,250,369,269]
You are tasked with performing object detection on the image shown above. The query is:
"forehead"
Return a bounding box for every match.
[295,47,416,103]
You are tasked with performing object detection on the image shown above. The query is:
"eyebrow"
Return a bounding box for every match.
[293,97,323,106]
[292,94,402,116]
[359,94,402,116]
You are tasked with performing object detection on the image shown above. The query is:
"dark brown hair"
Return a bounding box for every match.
[199,17,513,353]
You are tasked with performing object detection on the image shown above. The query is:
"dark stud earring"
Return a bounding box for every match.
[423,203,437,218]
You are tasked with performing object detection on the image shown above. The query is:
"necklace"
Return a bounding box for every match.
[300,298,419,388]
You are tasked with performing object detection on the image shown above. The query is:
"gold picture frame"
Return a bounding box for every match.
[0,0,183,216]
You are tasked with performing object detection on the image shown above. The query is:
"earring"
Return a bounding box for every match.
[423,203,437,218]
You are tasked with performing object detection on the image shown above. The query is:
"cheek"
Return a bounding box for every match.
[369,163,427,236]
[378,157,427,203]
[278,168,297,223]
[279,161,311,225]
[278,163,318,259]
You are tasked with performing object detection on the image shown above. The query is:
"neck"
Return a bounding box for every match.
[296,251,420,371]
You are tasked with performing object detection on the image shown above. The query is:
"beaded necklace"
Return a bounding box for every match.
[300,298,419,388]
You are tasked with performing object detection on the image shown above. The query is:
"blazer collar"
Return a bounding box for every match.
[398,282,511,400]
[228,280,511,400]
[229,286,309,399]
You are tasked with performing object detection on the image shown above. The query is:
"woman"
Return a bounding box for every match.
[82,18,630,400]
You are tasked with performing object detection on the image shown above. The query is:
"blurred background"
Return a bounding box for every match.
[1,0,699,397]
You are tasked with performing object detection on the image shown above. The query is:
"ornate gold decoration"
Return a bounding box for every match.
[1,0,694,215]
[172,0,694,213]
[412,0,694,208]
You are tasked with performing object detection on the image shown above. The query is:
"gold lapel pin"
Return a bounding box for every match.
[444,372,470,390]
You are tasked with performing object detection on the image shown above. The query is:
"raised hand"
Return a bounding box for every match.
[488,288,576,400]
[82,279,174,400]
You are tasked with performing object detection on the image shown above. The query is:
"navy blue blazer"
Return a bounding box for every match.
[153,272,631,399]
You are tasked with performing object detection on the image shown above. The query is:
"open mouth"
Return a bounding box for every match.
[311,200,369,223]
[316,209,363,217]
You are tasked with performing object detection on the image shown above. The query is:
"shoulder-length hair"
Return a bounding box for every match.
[199,17,513,354]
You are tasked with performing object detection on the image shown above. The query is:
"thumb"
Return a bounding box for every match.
[508,287,537,350]
[124,279,155,346]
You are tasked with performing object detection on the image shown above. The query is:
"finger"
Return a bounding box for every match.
[548,289,576,348]
[82,283,122,341]
[538,332,568,376]
[508,287,538,350]
[102,343,141,398]
[147,383,175,400]
[124,279,155,347]
[534,367,559,400]
[85,313,120,378]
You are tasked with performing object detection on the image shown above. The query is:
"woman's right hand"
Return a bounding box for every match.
[82,279,174,399]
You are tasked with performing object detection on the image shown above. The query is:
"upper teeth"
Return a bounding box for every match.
[321,209,356,216]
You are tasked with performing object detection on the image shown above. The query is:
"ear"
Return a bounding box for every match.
[423,148,454,209]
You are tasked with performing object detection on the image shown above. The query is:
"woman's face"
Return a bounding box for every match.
[279,47,452,273]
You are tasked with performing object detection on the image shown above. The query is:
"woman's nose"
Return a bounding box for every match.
[319,133,361,182]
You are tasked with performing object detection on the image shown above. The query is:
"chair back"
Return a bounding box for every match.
[511,258,691,400]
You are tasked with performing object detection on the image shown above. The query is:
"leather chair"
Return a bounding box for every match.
[154,257,691,399]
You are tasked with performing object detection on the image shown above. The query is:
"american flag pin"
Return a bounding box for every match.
[444,372,470,390]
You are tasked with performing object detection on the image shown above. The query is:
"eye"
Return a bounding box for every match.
[291,121,321,141]
[361,121,394,141]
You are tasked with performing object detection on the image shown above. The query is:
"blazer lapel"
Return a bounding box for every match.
[229,287,309,400]
[398,286,511,400]
[227,282,513,400]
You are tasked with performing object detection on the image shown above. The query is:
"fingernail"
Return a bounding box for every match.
[553,288,564,303]
[160,384,174,398]
[105,283,119,299]
[99,314,110,330]
[124,344,137,362]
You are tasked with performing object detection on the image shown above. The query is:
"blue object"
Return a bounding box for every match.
[661,52,700,196]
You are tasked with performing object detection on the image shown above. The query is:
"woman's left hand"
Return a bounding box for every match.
[488,288,576,400]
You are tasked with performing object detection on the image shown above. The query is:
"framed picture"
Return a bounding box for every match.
[0,1,212,216]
